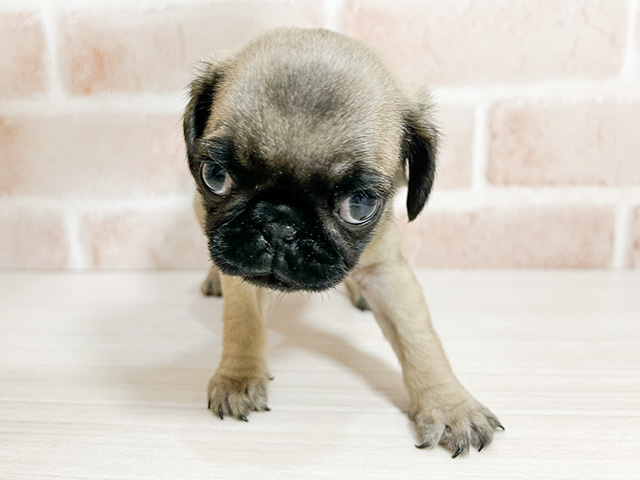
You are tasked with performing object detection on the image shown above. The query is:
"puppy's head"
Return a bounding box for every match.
[184,28,438,292]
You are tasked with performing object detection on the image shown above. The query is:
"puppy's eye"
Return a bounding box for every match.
[339,192,382,225]
[201,163,233,196]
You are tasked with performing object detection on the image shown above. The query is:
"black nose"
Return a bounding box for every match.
[262,222,296,245]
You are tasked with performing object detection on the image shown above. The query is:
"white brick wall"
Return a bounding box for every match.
[1,0,639,269]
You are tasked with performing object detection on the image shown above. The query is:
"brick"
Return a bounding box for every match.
[633,207,640,268]
[182,1,324,67]
[0,11,47,99]
[433,106,473,189]
[488,101,640,186]
[80,206,209,269]
[0,113,191,198]
[65,11,186,94]
[64,2,324,95]
[346,0,628,85]
[0,204,69,269]
[399,205,616,268]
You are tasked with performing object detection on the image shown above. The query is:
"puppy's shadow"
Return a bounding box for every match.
[264,290,409,413]
[188,281,409,412]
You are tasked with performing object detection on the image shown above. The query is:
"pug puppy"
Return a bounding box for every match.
[183,27,503,458]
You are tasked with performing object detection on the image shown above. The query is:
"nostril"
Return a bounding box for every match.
[263,223,296,244]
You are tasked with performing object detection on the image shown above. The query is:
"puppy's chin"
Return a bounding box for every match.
[210,252,347,293]
[240,271,342,293]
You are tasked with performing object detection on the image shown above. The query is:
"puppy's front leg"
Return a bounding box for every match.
[208,273,271,421]
[351,227,503,457]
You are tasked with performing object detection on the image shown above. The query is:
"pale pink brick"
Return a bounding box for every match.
[65,11,186,94]
[347,0,628,85]
[633,207,640,268]
[64,2,323,95]
[400,205,615,268]
[0,11,47,99]
[489,101,640,186]
[434,106,473,189]
[182,1,324,66]
[0,204,69,269]
[80,207,209,269]
[0,114,190,198]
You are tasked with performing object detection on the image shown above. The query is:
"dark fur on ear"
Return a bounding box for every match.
[183,62,225,161]
[403,94,439,222]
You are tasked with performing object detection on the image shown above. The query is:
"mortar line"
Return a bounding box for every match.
[471,103,490,194]
[324,0,347,33]
[64,209,89,270]
[39,0,67,101]
[620,0,639,81]
[4,189,640,213]
[612,203,633,269]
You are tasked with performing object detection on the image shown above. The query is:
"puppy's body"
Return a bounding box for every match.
[185,28,502,457]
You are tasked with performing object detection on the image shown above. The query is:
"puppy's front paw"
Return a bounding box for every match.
[207,373,270,421]
[412,392,504,458]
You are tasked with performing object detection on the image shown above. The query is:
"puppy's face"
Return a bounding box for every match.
[184,29,438,292]
[189,135,394,292]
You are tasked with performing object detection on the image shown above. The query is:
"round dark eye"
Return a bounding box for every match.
[339,192,382,225]
[201,163,233,195]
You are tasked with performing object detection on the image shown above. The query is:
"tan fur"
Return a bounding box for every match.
[195,29,405,181]
[187,27,502,457]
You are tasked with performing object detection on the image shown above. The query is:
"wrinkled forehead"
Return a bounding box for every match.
[243,123,377,180]
[206,115,389,184]
[238,133,382,189]
[198,131,395,200]
[206,61,403,181]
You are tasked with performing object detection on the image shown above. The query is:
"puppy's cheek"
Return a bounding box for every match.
[334,235,372,269]
[297,238,348,269]
[284,250,347,289]
[209,229,270,272]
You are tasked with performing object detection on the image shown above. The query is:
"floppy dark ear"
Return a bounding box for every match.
[183,62,225,161]
[402,96,439,222]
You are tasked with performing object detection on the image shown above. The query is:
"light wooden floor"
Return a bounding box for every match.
[1,271,639,479]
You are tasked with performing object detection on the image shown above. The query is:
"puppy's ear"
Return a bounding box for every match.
[402,91,439,222]
[183,62,225,160]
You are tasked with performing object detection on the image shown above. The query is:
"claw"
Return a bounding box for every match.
[207,399,211,410]
[263,406,271,411]
[238,415,249,422]
[488,417,505,430]
[415,442,431,449]
[478,440,485,453]
[218,407,224,420]
[452,447,464,459]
